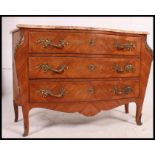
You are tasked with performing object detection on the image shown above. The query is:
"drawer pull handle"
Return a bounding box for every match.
[36,39,67,49]
[38,88,65,98]
[113,64,134,73]
[37,64,67,73]
[115,41,136,51]
[113,86,133,95]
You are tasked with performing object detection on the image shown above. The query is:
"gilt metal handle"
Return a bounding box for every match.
[36,39,67,48]
[38,88,65,98]
[113,86,132,95]
[115,41,136,51]
[37,64,67,74]
[113,64,134,73]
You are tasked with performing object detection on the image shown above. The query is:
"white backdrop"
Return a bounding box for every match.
[2,17,153,138]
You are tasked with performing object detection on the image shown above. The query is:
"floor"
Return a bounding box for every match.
[2,69,153,138]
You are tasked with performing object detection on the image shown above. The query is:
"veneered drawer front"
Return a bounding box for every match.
[29,57,140,78]
[29,31,141,55]
[30,79,139,103]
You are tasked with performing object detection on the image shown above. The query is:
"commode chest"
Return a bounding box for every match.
[12,24,153,137]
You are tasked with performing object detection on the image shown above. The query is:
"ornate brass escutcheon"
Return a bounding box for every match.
[114,41,136,51]
[38,88,65,98]
[15,32,24,50]
[88,39,95,47]
[88,64,96,71]
[87,88,94,95]
[113,86,133,95]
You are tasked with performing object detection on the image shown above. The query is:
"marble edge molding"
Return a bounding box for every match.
[11,24,149,35]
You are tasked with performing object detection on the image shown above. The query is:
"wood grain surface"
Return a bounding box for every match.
[12,26,153,136]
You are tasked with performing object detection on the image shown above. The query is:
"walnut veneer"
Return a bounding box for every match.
[12,25,153,137]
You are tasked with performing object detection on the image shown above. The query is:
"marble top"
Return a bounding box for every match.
[15,24,149,35]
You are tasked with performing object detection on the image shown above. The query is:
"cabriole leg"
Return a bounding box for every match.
[13,101,19,122]
[136,103,143,125]
[125,103,129,114]
[22,106,29,137]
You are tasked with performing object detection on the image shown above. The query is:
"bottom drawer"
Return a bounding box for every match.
[30,79,139,103]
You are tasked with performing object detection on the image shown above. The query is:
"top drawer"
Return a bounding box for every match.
[29,31,141,55]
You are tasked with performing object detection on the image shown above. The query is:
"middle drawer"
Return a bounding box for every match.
[29,57,140,79]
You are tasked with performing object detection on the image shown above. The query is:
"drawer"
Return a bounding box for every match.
[29,31,141,55]
[29,79,139,103]
[29,57,140,78]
